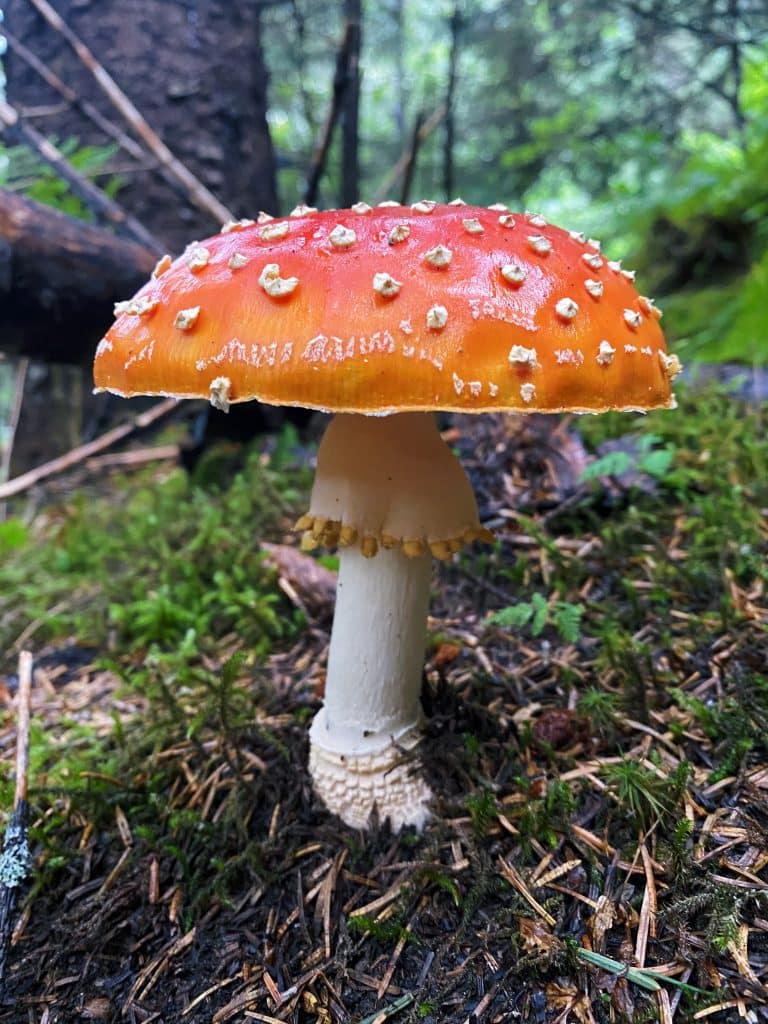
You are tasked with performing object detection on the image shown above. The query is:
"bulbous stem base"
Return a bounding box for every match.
[309,714,433,830]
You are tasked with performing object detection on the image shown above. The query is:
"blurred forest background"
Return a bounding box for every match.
[0,0,767,479]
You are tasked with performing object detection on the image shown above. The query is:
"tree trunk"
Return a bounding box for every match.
[443,5,462,200]
[391,0,407,143]
[340,0,362,207]
[4,0,280,251]
[305,21,355,208]
[0,188,157,363]
[2,0,283,474]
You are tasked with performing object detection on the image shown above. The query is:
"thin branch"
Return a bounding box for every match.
[399,109,425,206]
[0,99,163,253]
[13,653,33,811]
[0,398,180,500]
[373,104,446,205]
[24,0,234,226]
[623,0,766,47]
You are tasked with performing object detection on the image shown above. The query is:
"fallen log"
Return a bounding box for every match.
[0,99,163,252]
[0,188,158,363]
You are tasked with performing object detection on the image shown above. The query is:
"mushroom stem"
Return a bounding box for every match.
[305,410,484,830]
[309,545,433,830]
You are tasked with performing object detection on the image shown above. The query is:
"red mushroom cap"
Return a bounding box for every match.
[94,203,679,414]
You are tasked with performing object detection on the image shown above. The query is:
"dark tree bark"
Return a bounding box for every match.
[399,110,426,205]
[443,4,462,199]
[340,0,362,207]
[0,100,163,253]
[0,188,157,363]
[304,21,355,208]
[391,0,407,143]
[4,0,281,251]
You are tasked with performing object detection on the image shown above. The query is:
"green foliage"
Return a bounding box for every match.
[415,864,461,908]
[0,517,28,553]
[601,758,691,832]
[670,681,767,782]
[522,779,576,848]
[487,594,584,644]
[579,434,675,485]
[577,687,620,736]
[667,882,750,959]
[0,139,121,219]
[0,449,306,667]
[615,45,768,364]
[465,788,497,837]
[348,912,413,945]
[0,433,314,906]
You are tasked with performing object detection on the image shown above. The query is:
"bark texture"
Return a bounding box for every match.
[0,188,157,362]
[5,0,280,252]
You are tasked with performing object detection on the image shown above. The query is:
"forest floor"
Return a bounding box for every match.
[0,384,766,1023]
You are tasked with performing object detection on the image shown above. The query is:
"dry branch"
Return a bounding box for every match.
[0,398,180,500]
[84,443,181,471]
[0,99,162,252]
[25,0,234,226]
[399,109,425,205]
[373,104,446,204]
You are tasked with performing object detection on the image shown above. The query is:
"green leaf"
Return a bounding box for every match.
[530,592,549,636]
[553,602,584,644]
[576,947,710,995]
[638,447,675,478]
[487,603,534,629]
[580,450,633,481]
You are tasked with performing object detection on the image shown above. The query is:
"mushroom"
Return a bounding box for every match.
[94,203,680,830]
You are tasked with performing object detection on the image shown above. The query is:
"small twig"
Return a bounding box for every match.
[0,397,179,500]
[0,99,162,253]
[497,856,557,927]
[25,0,234,226]
[0,651,34,995]
[84,443,180,471]
[376,915,415,1000]
[373,104,446,204]
[13,654,33,810]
